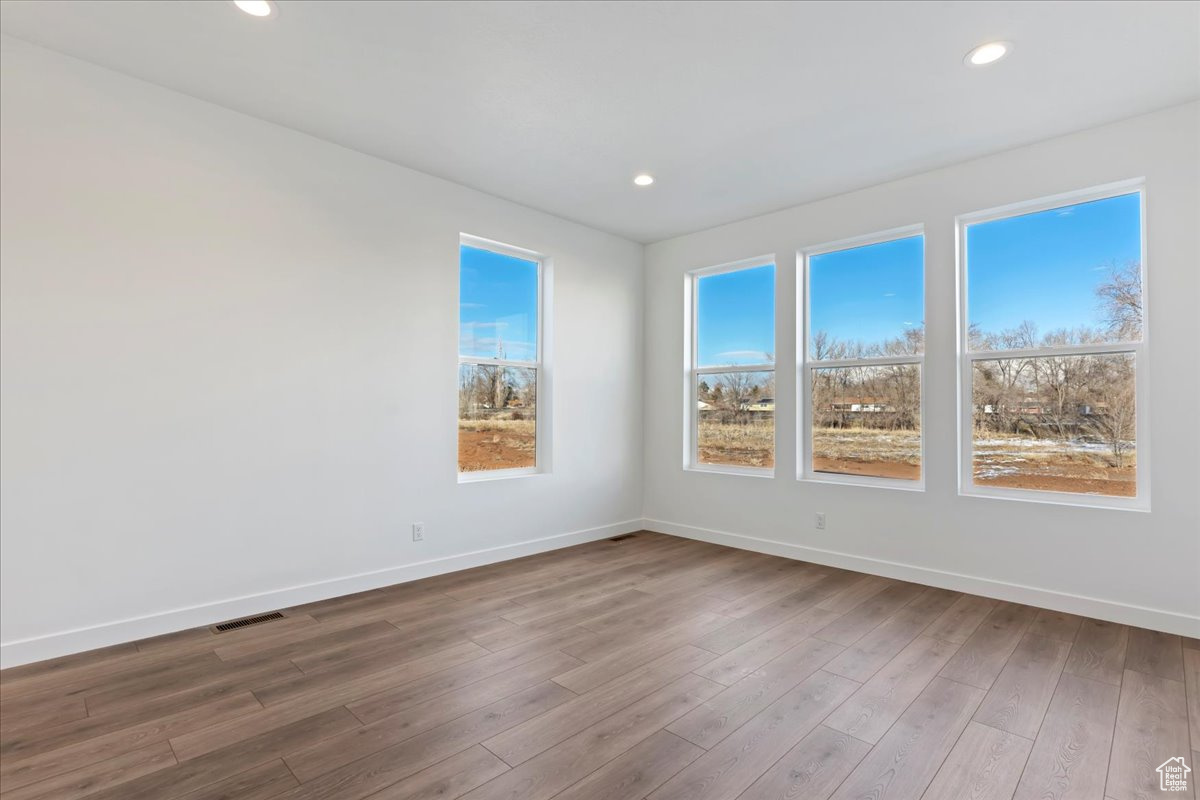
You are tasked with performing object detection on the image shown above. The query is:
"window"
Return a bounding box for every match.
[959,183,1145,506]
[458,236,546,478]
[801,229,924,486]
[687,258,776,474]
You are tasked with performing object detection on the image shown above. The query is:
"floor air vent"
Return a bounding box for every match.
[609,533,637,542]
[212,611,285,633]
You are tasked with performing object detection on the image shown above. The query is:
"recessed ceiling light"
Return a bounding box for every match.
[965,41,1011,67]
[633,174,655,187]
[233,0,276,18]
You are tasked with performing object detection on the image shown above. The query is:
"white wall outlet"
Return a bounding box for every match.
[412,522,425,542]
[814,512,826,531]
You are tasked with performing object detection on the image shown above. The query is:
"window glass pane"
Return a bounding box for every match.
[811,364,921,480]
[697,371,774,468]
[966,193,1141,350]
[972,353,1135,496]
[696,264,775,367]
[459,244,538,361]
[809,235,923,359]
[458,364,536,472]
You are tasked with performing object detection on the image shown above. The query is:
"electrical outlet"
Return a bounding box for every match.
[412,522,425,542]
[814,512,826,531]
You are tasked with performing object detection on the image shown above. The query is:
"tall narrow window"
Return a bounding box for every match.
[802,229,924,485]
[687,258,776,474]
[960,184,1145,505]
[458,236,544,478]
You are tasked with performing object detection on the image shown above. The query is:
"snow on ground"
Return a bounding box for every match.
[975,465,1021,478]
[973,436,1132,457]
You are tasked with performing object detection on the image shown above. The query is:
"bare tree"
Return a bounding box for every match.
[515,369,537,414]
[484,365,506,410]
[458,367,474,416]
[718,372,759,422]
[967,322,984,352]
[709,383,725,407]
[1096,261,1142,340]
[811,330,831,361]
[971,321,1040,435]
[1034,355,1071,438]
[1084,354,1136,466]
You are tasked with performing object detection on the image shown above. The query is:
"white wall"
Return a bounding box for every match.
[643,103,1200,636]
[0,37,644,667]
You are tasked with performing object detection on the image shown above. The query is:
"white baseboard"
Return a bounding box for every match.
[0,519,642,669]
[8,516,1193,669]
[642,518,1200,638]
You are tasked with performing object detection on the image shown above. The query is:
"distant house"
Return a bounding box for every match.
[976,397,1043,415]
[698,398,773,412]
[978,400,1111,417]
[829,397,892,413]
[1077,402,1109,416]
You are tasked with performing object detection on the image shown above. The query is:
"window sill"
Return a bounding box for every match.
[959,485,1149,512]
[799,473,925,492]
[685,464,775,479]
[458,467,545,484]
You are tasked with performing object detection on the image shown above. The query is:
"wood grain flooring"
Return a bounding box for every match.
[0,532,1195,800]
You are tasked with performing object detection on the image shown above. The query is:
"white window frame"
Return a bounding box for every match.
[684,255,776,478]
[956,179,1149,510]
[798,225,926,490]
[458,233,551,482]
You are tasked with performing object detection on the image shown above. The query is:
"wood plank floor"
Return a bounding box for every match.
[1,532,1195,800]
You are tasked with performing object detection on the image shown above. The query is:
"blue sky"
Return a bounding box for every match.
[967,192,1140,337]
[697,264,776,366]
[459,244,538,361]
[809,235,924,354]
[461,193,1138,366]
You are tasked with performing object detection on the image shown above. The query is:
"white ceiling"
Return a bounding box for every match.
[2,1,1197,243]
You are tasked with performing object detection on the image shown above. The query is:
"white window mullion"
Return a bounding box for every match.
[695,364,776,375]
[807,355,924,370]
[966,343,1137,362]
[459,356,539,369]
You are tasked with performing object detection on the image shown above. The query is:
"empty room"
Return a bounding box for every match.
[1,1,1198,799]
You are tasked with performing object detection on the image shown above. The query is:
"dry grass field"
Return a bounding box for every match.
[697,419,775,468]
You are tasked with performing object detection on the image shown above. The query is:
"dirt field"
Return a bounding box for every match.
[972,434,1135,496]
[458,418,535,472]
[457,418,1134,495]
[697,423,1135,495]
[813,457,919,480]
[811,428,921,481]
